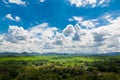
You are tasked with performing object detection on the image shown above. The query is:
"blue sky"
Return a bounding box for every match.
[0,0,120,32]
[0,0,120,53]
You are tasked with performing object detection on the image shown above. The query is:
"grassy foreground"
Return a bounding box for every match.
[0,55,120,80]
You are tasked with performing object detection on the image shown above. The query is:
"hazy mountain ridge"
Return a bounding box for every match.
[0,52,120,56]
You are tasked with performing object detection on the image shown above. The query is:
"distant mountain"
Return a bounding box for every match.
[98,52,120,56]
[0,52,40,56]
[0,52,120,56]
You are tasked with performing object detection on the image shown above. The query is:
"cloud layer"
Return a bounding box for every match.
[69,0,110,7]
[0,15,120,53]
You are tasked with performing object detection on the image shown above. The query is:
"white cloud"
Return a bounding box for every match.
[73,16,83,21]
[53,32,65,45]
[69,16,95,29]
[98,0,110,7]
[40,0,45,3]
[63,24,75,37]
[6,14,14,21]
[5,25,30,43]
[68,18,74,21]
[69,14,115,29]
[0,16,120,53]
[29,22,57,39]
[70,0,83,7]
[81,20,95,29]
[101,14,113,22]
[8,0,26,6]
[69,0,110,8]
[5,14,21,22]
[15,16,21,21]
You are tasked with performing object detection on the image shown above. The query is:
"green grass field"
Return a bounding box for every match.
[0,56,102,67]
[0,55,120,80]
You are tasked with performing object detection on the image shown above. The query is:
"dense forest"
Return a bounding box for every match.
[0,55,120,80]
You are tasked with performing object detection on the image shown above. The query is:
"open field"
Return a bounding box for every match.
[0,56,102,66]
[0,55,120,80]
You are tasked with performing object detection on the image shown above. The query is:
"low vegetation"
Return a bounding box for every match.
[0,55,120,80]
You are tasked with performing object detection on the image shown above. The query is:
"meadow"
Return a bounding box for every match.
[0,55,120,80]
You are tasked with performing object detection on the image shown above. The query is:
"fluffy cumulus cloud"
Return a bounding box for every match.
[0,16,120,53]
[5,14,21,22]
[8,0,26,6]
[69,0,110,7]
[5,26,30,43]
[63,24,75,37]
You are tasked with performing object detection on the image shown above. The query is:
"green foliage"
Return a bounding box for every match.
[0,56,120,80]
